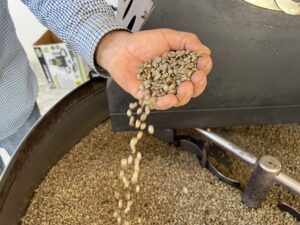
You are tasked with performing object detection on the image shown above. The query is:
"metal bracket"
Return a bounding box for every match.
[175,135,241,189]
[278,203,300,221]
[154,130,241,188]
[154,129,175,144]
[116,0,155,32]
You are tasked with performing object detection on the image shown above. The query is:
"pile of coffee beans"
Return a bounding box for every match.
[138,50,202,97]
[114,50,203,224]
[22,121,298,225]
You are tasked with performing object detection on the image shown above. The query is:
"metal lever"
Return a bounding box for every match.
[0,148,11,177]
[195,128,300,208]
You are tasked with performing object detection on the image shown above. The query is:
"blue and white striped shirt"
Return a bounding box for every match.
[0,0,124,140]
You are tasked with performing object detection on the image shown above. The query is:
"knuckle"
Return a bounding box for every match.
[188,33,199,41]
[160,28,173,34]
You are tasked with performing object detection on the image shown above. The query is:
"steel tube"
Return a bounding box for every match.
[276,173,300,196]
[195,128,257,165]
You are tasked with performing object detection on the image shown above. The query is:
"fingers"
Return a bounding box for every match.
[152,75,207,109]
[198,54,213,75]
[160,29,211,55]
[127,79,142,99]
[191,71,208,97]
[151,94,178,110]
[175,82,194,107]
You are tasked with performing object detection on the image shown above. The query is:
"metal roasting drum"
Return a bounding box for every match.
[108,0,300,131]
[1,0,300,224]
[0,79,299,224]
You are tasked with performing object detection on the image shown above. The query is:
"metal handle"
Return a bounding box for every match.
[195,128,300,206]
[0,148,11,177]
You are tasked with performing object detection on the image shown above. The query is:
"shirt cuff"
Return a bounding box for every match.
[74,13,127,77]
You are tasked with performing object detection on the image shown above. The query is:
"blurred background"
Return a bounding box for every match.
[8,0,117,114]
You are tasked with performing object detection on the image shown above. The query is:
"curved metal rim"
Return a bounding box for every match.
[0,78,104,185]
[243,0,282,11]
[0,78,109,224]
[275,0,300,15]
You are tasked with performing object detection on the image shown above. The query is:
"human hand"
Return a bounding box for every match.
[96,29,212,110]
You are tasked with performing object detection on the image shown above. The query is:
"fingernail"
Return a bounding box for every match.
[203,45,210,51]
[203,45,211,54]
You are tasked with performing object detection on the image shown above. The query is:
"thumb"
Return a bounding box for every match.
[128,79,143,99]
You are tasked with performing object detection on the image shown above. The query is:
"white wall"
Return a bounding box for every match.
[8,0,118,61]
[8,0,46,60]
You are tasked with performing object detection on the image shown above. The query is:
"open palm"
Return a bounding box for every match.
[97,29,212,110]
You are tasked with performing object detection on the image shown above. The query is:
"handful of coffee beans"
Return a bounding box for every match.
[114,50,202,224]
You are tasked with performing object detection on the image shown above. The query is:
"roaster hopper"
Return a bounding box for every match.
[108,0,300,131]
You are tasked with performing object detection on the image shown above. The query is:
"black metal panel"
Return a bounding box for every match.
[107,0,300,130]
[0,79,109,224]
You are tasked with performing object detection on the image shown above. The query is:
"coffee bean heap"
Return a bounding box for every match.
[138,50,202,97]
[114,50,203,225]
[22,121,299,225]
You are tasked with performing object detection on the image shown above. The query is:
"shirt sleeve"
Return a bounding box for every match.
[22,0,127,74]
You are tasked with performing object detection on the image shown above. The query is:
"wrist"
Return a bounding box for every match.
[95,30,131,71]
